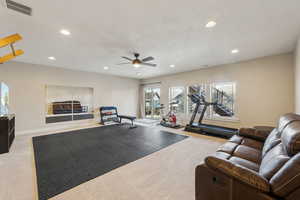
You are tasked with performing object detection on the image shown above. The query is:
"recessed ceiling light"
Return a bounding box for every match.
[104,66,109,70]
[205,21,216,28]
[231,49,239,54]
[48,56,56,60]
[60,29,71,36]
[170,64,175,68]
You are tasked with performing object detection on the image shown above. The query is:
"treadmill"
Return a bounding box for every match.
[184,93,237,139]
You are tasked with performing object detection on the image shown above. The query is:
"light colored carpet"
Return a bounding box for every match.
[0,124,224,200]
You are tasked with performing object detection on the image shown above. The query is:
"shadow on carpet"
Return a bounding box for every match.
[32,124,187,200]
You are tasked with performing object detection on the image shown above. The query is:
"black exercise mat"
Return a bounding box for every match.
[32,125,187,200]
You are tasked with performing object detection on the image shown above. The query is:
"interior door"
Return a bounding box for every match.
[144,87,160,119]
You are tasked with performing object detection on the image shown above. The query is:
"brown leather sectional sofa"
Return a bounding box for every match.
[196,113,300,200]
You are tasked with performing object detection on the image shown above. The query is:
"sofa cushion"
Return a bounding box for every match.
[229,135,263,150]
[214,151,231,160]
[217,142,238,155]
[229,156,260,172]
[278,113,300,133]
[233,145,261,164]
[259,143,290,180]
[241,138,264,150]
[270,153,300,197]
[229,135,243,144]
[262,128,281,157]
[281,121,300,156]
[217,139,262,164]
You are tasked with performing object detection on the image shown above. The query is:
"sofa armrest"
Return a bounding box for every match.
[238,127,273,142]
[205,156,270,192]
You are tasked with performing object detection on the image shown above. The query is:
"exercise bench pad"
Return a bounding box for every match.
[118,115,136,120]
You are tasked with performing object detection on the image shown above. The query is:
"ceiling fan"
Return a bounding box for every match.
[118,53,157,68]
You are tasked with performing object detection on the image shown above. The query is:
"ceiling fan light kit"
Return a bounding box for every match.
[133,64,140,68]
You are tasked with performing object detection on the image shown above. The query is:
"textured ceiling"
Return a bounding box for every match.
[1,0,300,79]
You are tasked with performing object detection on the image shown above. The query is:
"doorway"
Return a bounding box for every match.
[144,87,160,119]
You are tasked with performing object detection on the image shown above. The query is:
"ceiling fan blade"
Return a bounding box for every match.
[142,56,154,62]
[121,56,133,61]
[141,63,157,67]
[117,62,131,65]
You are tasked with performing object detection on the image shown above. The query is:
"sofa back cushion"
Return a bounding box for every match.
[262,128,281,157]
[259,114,300,183]
[281,121,300,156]
[263,118,300,197]
[270,153,300,197]
[277,113,300,133]
[262,113,300,158]
[259,143,290,180]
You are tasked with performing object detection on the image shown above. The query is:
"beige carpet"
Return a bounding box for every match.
[0,125,224,200]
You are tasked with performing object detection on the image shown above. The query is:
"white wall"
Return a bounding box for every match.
[295,38,300,114]
[141,54,294,128]
[0,62,139,134]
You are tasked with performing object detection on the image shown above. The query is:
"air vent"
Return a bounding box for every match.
[6,0,32,16]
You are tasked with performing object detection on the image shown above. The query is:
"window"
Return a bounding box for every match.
[144,87,161,119]
[169,87,185,114]
[211,82,236,119]
[187,84,207,115]
[186,82,236,121]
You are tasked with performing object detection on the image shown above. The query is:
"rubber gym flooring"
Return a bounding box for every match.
[32,124,187,200]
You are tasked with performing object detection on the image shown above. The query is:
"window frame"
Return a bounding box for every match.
[168,86,186,114]
[186,84,209,117]
[185,82,239,122]
[209,81,238,121]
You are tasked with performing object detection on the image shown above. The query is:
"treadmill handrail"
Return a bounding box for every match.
[187,90,234,125]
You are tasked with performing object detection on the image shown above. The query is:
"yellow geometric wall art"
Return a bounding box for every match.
[0,33,24,64]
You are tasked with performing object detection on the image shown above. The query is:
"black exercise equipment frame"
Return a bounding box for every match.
[100,106,137,129]
[185,93,237,139]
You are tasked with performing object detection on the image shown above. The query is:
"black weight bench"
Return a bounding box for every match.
[119,115,137,129]
[100,107,137,128]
